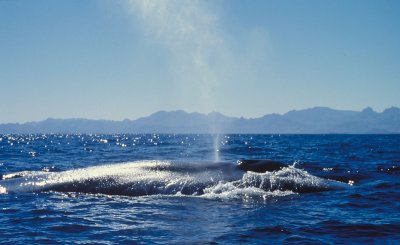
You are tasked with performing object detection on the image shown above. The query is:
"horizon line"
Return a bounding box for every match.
[2,105,399,125]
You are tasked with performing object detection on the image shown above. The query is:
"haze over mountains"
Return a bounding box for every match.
[1,107,399,134]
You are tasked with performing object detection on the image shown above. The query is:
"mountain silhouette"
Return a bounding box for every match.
[1,107,399,134]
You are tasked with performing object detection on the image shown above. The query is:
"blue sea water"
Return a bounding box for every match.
[0,134,399,244]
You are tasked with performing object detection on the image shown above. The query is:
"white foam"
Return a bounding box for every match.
[202,180,295,201]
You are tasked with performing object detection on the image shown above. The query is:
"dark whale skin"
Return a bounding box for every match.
[237,159,287,173]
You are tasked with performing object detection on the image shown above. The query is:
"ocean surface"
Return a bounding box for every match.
[0,134,399,244]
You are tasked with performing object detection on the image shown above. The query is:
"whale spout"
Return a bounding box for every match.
[237,159,287,173]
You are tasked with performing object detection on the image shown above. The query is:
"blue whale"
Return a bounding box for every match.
[0,160,350,197]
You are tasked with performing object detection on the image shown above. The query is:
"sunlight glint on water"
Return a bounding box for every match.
[0,134,399,244]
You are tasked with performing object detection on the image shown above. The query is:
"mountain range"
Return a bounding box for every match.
[1,107,399,134]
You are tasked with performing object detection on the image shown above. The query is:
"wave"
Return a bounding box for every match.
[0,160,350,198]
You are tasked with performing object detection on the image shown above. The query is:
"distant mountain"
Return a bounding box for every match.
[1,107,399,134]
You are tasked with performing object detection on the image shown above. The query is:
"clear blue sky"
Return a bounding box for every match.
[1,0,399,123]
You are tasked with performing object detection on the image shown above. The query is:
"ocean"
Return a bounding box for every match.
[0,134,399,244]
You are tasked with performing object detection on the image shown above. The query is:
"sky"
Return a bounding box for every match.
[0,0,399,123]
